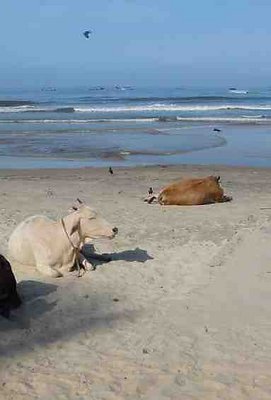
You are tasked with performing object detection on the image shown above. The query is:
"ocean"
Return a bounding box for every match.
[1,86,271,168]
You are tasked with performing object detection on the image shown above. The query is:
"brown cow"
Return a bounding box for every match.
[0,254,21,318]
[145,176,232,206]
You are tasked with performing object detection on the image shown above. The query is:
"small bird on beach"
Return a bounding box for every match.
[109,167,114,175]
[148,187,153,195]
[213,128,222,132]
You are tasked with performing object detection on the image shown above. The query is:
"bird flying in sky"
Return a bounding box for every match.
[83,30,92,39]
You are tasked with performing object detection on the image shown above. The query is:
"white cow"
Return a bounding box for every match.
[8,199,118,278]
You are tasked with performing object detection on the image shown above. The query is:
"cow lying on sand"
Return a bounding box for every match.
[8,199,118,278]
[0,254,21,318]
[145,176,232,206]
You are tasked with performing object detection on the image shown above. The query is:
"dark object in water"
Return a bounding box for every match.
[89,86,105,91]
[158,116,178,122]
[148,187,153,195]
[83,30,93,39]
[114,84,133,91]
[229,87,236,91]
[109,167,114,175]
[0,254,21,318]
[53,107,75,113]
[41,87,56,92]
[213,128,221,132]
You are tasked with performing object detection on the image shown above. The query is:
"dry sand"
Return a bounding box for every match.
[0,164,271,399]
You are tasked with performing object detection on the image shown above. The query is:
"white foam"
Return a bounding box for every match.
[0,118,157,124]
[229,90,248,94]
[1,103,271,114]
[74,104,271,112]
[0,105,37,113]
[242,115,264,119]
[176,117,271,123]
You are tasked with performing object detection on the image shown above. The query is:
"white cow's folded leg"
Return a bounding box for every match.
[36,264,62,278]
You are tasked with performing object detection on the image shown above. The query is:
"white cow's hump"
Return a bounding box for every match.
[15,215,54,231]
[22,215,53,224]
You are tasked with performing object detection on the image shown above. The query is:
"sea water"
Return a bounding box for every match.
[1,86,271,168]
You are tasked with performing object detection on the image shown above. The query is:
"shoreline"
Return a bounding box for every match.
[1,123,271,169]
[0,162,271,176]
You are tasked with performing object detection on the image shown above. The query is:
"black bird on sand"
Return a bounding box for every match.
[148,187,153,195]
[109,167,114,175]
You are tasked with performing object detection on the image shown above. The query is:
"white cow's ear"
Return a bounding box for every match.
[77,198,83,205]
[69,206,78,213]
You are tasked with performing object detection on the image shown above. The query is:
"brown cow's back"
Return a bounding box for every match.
[158,176,230,206]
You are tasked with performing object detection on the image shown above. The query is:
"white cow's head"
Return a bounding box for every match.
[72,199,118,241]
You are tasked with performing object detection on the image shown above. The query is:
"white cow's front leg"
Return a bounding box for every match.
[36,264,63,278]
[34,247,63,277]
[78,253,95,272]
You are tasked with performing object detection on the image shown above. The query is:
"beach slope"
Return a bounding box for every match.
[0,165,271,399]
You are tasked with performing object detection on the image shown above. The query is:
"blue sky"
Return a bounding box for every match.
[0,0,271,88]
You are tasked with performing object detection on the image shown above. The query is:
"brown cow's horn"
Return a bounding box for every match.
[77,198,83,204]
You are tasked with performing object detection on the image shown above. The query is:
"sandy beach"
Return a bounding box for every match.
[0,164,271,399]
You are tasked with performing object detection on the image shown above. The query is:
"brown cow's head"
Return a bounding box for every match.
[208,175,220,183]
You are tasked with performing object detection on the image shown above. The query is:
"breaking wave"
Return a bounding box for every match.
[28,107,76,113]
[175,117,270,123]
[73,104,271,112]
[0,116,271,124]
[0,106,75,113]
[2,103,271,114]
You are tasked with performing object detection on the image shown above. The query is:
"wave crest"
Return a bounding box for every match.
[74,104,271,112]
[2,103,271,114]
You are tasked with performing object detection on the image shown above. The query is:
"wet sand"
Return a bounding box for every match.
[0,164,271,399]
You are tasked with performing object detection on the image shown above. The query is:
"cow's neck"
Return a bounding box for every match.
[61,212,82,248]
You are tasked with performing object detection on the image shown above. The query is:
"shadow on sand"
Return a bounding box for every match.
[0,280,58,331]
[82,244,153,268]
[0,270,143,358]
[19,279,58,302]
